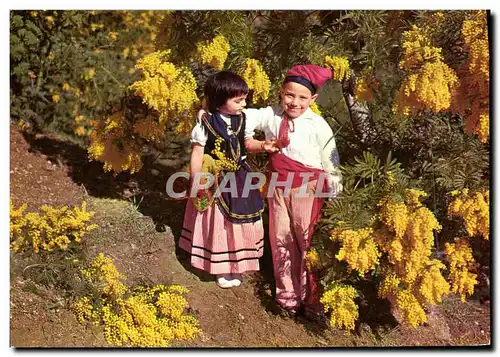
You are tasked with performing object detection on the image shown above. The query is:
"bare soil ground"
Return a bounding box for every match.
[9,124,491,348]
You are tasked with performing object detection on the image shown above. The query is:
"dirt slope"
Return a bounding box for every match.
[9,124,491,348]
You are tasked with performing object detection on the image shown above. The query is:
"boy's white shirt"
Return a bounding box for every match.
[190,106,342,197]
[244,105,342,197]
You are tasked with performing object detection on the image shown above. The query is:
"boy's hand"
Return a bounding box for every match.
[197,109,207,122]
[326,174,343,200]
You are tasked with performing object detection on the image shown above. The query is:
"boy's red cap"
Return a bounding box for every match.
[285,64,333,91]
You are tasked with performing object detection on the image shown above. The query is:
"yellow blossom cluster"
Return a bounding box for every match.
[80,252,128,298]
[397,204,441,284]
[448,189,489,240]
[45,15,55,28]
[91,23,104,32]
[61,82,82,98]
[324,56,351,81]
[405,188,427,208]
[118,11,167,55]
[211,137,240,171]
[82,67,96,81]
[88,111,144,174]
[240,59,271,102]
[107,32,118,41]
[354,76,373,103]
[74,114,92,137]
[451,10,489,143]
[74,254,200,347]
[399,26,444,70]
[444,238,478,302]
[394,61,458,116]
[129,50,198,131]
[379,200,409,242]
[354,70,380,103]
[417,260,450,306]
[201,154,222,176]
[461,11,489,86]
[375,189,451,327]
[445,189,485,302]
[309,102,322,116]
[133,115,167,142]
[330,226,381,275]
[10,199,97,254]
[73,296,101,324]
[320,283,359,331]
[323,188,452,329]
[378,273,401,299]
[395,290,427,327]
[394,26,458,116]
[476,113,489,143]
[305,248,320,271]
[197,35,231,70]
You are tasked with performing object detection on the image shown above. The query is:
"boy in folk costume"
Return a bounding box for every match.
[179,71,277,289]
[244,65,343,318]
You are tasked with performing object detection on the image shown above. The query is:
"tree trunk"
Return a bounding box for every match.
[342,73,379,147]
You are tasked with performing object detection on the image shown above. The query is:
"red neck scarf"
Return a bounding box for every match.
[277,114,295,149]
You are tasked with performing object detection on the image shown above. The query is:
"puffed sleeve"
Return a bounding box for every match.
[315,117,343,197]
[190,119,208,146]
[243,106,273,139]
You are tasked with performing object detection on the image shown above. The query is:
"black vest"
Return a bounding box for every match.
[199,112,263,224]
[201,112,246,164]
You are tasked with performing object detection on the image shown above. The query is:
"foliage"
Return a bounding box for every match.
[448,189,489,240]
[11,10,490,332]
[443,189,489,302]
[320,283,359,331]
[239,58,271,103]
[10,10,167,141]
[10,199,98,254]
[73,253,201,347]
[87,49,199,173]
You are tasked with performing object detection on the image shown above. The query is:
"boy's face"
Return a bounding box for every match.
[219,94,247,115]
[280,82,318,119]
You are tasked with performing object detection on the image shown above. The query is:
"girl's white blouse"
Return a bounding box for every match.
[190,114,234,147]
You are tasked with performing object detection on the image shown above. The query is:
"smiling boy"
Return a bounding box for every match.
[244,64,343,319]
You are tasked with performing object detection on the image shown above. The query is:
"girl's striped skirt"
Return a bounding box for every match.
[179,199,264,275]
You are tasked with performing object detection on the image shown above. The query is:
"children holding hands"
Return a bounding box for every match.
[182,65,342,321]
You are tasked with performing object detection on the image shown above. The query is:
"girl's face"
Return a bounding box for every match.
[219,94,248,115]
[280,82,318,119]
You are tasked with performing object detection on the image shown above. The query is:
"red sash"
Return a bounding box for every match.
[267,152,328,192]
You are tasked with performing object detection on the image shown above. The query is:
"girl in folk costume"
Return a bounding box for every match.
[244,65,343,318]
[179,71,277,289]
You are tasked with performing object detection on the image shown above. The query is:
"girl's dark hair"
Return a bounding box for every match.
[204,71,248,113]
